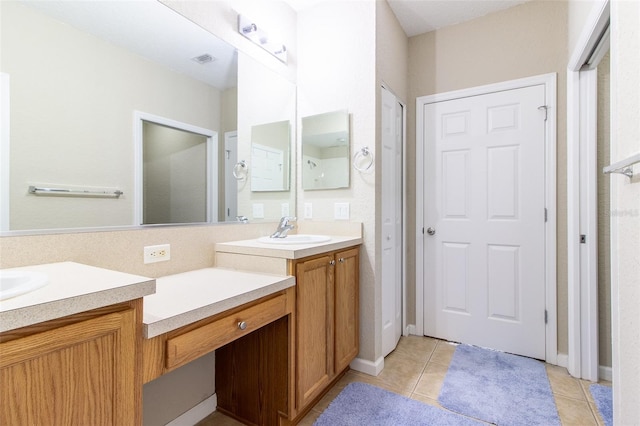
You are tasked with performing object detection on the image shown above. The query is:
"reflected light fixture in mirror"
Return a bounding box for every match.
[301,110,350,190]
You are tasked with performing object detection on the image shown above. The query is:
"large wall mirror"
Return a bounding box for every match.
[301,110,350,190]
[0,0,295,233]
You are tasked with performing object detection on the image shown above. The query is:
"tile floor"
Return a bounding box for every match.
[198,336,611,426]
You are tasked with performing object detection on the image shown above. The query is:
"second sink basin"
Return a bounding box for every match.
[0,270,49,301]
[257,234,331,245]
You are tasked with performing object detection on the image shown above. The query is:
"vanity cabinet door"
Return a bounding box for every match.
[295,254,334,411]
[0,308,138,425]
[293,246,360,417]
[334,247,359,374]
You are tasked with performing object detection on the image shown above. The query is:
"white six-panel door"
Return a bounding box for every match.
[423,85,547,359]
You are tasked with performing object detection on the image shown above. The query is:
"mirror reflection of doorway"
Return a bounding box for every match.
[135,111,218,225]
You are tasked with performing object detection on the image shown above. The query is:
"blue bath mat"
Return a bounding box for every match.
[439,344,560,425]
[589,384,612,426]
[314,382,482,425]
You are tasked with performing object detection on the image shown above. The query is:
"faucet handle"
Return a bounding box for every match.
[280,216,297,224]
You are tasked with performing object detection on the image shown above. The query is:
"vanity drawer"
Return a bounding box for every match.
[165,293,288,369]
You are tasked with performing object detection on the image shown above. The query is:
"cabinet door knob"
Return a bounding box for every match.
[329,260,336,266]
[339,258,345,263]
[238,321,247,330]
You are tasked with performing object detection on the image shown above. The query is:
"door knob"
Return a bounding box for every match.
[427,227,436,236]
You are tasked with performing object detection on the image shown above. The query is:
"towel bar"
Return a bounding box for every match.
[29,185,123,198]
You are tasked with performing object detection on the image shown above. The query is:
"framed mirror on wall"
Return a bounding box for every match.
[301,110,350,190]
[0,0,296,233]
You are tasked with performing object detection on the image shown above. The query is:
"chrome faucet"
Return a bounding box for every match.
[271,216,297,238]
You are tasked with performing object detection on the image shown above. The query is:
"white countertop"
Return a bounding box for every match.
[143,267,295,338]
[0,262,155,333]
[215,235,362,259]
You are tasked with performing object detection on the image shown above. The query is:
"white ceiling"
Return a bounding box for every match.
[286,0,531,37]
[387,0,531,36]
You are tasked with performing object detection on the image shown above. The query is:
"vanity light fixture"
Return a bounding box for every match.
[237,14,287,63]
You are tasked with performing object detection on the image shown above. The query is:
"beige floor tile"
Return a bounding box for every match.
[429,340,457,365]
[195,411,244,426]
[393,335,438,360]
[547,365,586,400]
[555,395,598,426]
[374,350,428,393]
[410,392,442,408]
[413,361,449,399]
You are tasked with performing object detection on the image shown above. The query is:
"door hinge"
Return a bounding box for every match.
[538,105,548,121]
[545,310,548,324]
[580,234,587,244]
[422,227,425,235]
[544,208,548,222]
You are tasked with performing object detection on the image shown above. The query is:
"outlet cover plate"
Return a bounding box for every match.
[334,202,350,220]
[304,202,313,219]
[253,203,264,219]
[144,244,171,264]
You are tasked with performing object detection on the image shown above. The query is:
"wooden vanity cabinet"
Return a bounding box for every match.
[0,300,142,426]
[292,246,359,417]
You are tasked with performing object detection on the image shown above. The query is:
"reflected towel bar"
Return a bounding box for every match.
[603,152,640,180]
[28,185,123,198]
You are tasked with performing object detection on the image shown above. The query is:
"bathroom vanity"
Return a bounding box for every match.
[0,233,361,426]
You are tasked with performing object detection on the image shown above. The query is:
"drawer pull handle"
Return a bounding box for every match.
[238,321,247,330]
[339,258,345,263]
[329,260,336,266]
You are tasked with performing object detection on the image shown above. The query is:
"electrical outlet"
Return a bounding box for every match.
[304,202,313,219]
[144,244,170,264]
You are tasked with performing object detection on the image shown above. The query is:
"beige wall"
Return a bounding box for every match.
[407,0,570,355]
[610,1,640,422]
[296,1,377,362]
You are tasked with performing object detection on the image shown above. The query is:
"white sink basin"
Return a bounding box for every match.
[257,234,331,245]
[0,270,49,301]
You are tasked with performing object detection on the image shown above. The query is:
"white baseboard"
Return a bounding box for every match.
[556,353,568,368]
[599,365,612,381]
[166,393,217,426]
[554,353,611,381]
[350,356,385,376]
